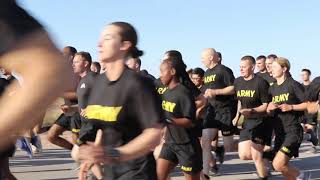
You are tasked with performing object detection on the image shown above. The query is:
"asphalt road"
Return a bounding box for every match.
[10,133,320,180]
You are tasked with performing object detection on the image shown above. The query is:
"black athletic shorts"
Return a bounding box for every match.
[239,118,268,145]
[195,118,203,137]
[264,117,274,146]
[230,100,238,120]
[203,105,236,136]
[77,120,98,145]
[274,125,303,158]
[104,153,157,180]
[55,113,81,133]
[70,112,82,133]
[55,113,72,130]
[0,0,43,55]
[159,140,203,174]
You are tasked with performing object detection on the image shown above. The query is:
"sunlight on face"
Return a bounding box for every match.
[97,25,122,63]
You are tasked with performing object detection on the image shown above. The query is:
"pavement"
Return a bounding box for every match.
[10,132,320,180]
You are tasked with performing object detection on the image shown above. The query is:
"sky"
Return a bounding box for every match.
[20,0,320,80]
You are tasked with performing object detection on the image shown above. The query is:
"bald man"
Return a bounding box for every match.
[201,48,236,178]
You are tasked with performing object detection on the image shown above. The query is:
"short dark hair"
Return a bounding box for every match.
[217,52,222,60]
[267,54,277,59]
[65,46,77,56]
[302,68,311,75]
[241,55,256,64]
[75,51,92,66]
[256,55,266,61]
[92,62,101,72]
[187,68,193,74]
[191,67,205,78]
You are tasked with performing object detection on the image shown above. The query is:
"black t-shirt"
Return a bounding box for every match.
[269,77,305,128]
[139,70,156,82]
[76,71,97,109]
[306,76,320,102]
[154,78,168,95]
[302,83,317,120]
[0,0,43,55]
[302,84,310,92]
[161,84,197,144]
[203,64,235,107]
[304,79,320,120]
[85,68,163,147]
[64,75,79,109]
[154,78,200,98]
[256,72,276,86]
[234,76,270,111]
[199,85,206,94]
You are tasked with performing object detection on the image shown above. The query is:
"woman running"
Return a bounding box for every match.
[77,22,163,180]
[267,57,309,180]
[157,57,202,180]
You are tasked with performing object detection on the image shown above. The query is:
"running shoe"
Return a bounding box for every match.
[31,135,43,153]
[208,165,220,176]
[309,131,318,146]
[17,137,33,158]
